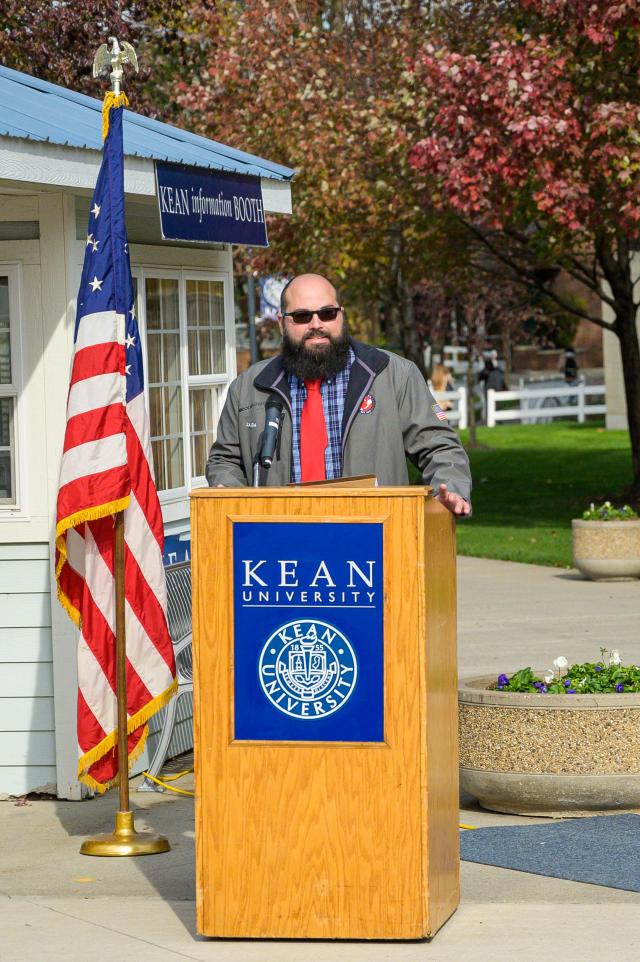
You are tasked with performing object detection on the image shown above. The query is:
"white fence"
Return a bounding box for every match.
[486,382,606,427]
[440,346,486,376]
[431,387,468,430]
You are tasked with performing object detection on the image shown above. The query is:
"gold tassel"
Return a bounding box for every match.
[102,91,130,141]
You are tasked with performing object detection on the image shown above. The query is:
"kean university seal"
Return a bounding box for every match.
[258,619,357,720]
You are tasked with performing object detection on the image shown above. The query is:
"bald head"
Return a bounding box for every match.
[280,274,339,314]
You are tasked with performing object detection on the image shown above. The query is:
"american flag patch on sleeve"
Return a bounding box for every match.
[432,402,448,421]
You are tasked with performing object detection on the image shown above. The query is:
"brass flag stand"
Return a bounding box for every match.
[80,39,170,857]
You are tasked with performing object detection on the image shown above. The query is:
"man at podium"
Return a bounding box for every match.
[206,273,471,515]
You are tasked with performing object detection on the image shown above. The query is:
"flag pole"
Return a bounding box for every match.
[81,512,169,855]
[80,38,170,856]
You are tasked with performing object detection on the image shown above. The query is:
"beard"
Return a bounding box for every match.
[281,321,351,381]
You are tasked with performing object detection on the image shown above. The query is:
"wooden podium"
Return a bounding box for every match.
[191,486,459,940]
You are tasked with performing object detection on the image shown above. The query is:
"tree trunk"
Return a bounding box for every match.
[385,228,403,352]
[598,233,640,502]
[401,280,426,375]
[466,351,477,447]
[614,306,640,500]
[385,228,425,375]
[501,328,512,389]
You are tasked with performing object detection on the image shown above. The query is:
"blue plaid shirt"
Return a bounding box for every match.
[288,347,355,483]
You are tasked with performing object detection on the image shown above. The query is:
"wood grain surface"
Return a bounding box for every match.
[191,487,459,939]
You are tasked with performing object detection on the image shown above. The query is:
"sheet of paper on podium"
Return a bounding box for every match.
[290,474,377,487]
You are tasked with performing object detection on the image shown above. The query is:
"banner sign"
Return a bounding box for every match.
[155,161,269,247]
[162,532,191,568]
[233,521,384,742]
[259,276,289,319]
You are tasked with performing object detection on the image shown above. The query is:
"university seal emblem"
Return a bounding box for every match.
[258,619,357,720]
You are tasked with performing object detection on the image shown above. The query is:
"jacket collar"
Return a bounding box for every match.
[253,354,290,402]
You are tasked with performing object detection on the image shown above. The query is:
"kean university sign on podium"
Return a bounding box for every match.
[234,521,383,742]
[191,486,460,940]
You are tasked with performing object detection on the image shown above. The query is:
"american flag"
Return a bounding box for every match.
[55,99,176,793]
[432,402,448,422]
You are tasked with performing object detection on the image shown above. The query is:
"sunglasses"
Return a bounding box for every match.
[283,306,342,325]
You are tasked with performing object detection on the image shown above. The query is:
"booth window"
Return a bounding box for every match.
[137,270,232,500]
[0,273,18,506]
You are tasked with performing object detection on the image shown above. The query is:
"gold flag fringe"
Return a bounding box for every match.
[102,91,130,141]
[78,677,179,793]
[55,496,131,627]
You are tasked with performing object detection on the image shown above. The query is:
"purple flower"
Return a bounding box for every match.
[498,674,510,686]
[541,684,548,693]
[564,679,572,687]
[533,682,543,691]
[497,684,505,690]
[616,684,625,693]
[595,665,602,673]
[567,689,577,694]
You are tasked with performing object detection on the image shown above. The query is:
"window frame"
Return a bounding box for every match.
[0,262,27,517]
[134,266,235,519]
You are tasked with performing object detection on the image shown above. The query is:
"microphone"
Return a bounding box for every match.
[259,397,284,468]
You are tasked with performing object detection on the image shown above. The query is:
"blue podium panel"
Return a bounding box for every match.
[233,521,384,742]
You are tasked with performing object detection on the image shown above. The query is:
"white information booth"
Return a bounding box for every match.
[0,65,293,798]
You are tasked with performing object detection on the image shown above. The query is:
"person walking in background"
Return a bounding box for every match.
[559,346,579,383]
[478,356,506,394]
[430,363,456,411]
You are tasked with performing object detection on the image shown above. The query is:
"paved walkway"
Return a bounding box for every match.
[1,557,638,961]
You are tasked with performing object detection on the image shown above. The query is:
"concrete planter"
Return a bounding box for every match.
[459,675,640,817]
[572,518,640,581]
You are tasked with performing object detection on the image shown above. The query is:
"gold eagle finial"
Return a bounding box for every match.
[92,37,138,96]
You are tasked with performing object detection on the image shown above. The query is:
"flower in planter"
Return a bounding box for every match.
[491,649,640,694]
[581,502,638,521]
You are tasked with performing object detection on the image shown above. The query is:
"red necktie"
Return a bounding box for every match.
[300,379,327,482]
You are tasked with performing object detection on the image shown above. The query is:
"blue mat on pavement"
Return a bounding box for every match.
[460,813,640,892]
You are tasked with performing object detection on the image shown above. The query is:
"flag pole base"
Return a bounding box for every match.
[80,810,170,857]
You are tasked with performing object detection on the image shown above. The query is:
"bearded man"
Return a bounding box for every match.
[206,273,471,514]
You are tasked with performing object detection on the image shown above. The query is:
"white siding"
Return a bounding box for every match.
[0,544,56,797]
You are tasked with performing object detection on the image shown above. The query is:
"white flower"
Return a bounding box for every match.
[553,656,568,670]
[609,650,621,665]
[544,670,555,684]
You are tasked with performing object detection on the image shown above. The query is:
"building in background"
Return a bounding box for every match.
[0,65,293,799]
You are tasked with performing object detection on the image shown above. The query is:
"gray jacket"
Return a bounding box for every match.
[206,340,471,501]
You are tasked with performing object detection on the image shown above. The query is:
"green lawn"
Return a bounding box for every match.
[453,423,633,567]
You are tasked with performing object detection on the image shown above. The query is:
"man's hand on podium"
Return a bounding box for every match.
[436,483,471,516]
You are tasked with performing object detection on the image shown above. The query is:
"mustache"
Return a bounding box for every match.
[301,329,330,340]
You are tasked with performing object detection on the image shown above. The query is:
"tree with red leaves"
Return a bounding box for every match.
[409,0,640,496]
